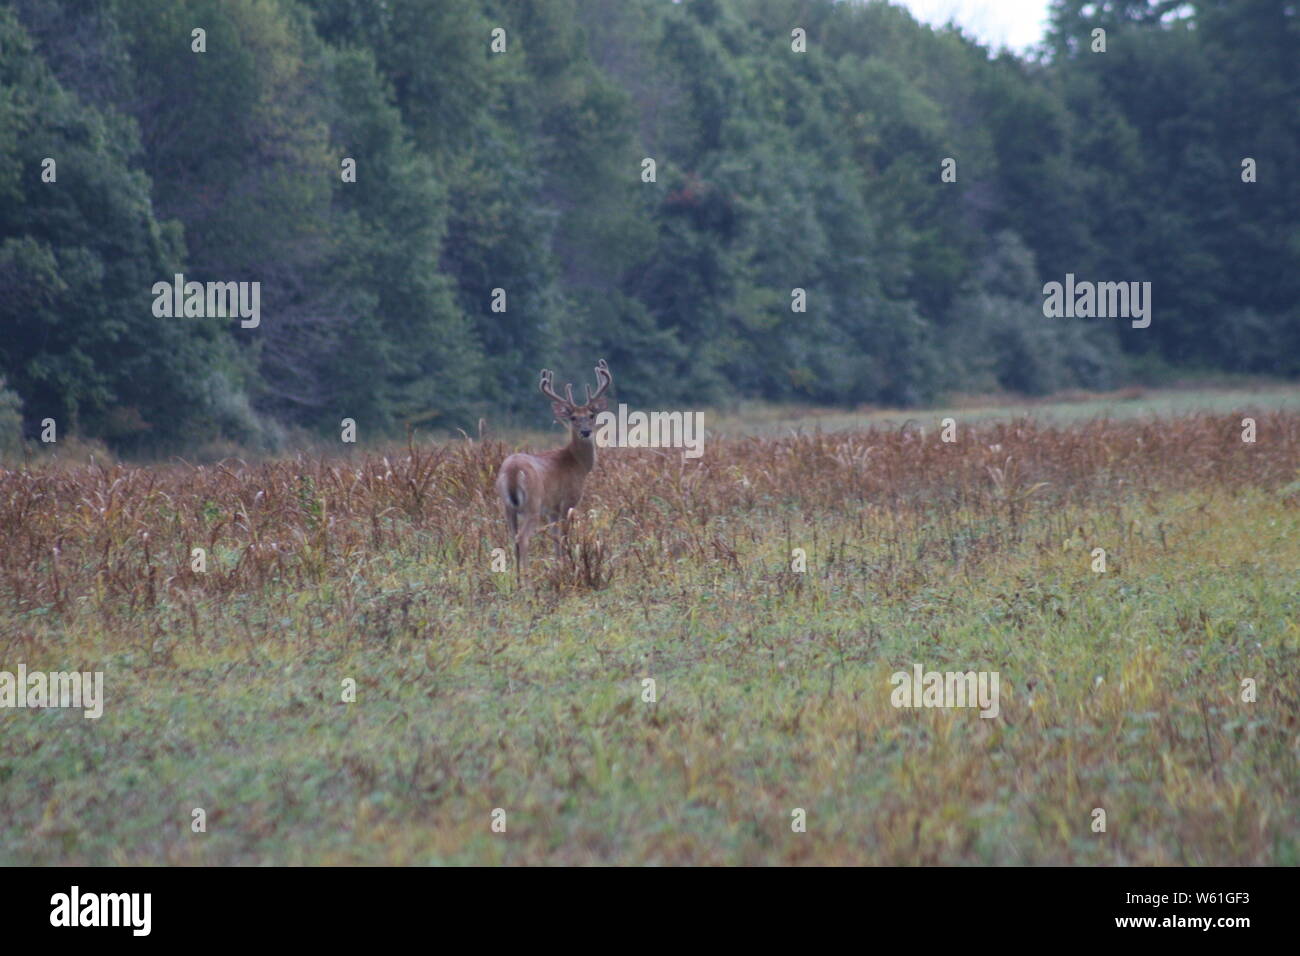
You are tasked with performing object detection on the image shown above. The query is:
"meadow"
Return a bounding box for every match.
[1,391,1297,864]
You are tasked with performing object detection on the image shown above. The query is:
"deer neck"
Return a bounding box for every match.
[567,431,596,472]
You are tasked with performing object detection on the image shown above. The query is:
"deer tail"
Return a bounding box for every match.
[503,464,527,510]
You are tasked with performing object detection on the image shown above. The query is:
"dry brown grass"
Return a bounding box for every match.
[0,413,1293,614]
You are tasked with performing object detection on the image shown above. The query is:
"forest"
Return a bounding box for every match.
[1,0,1296,453]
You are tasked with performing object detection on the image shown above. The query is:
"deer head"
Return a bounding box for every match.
[538,359,612,440]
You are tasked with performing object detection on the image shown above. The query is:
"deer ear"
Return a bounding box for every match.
[552,401,571,420]
[589,395,608,413]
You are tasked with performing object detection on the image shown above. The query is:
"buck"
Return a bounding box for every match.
[496,359,613,575]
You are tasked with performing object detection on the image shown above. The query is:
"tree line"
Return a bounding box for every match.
[1,0,1296,452]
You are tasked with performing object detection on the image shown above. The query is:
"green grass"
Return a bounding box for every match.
[3,500,1297,864]
[710,384,1300,436]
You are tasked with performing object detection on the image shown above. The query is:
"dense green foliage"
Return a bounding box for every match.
[0,376,20,456]
[1,0,1296,448]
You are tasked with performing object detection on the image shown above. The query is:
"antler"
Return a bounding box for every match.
[538,369,570,407]
[541,361,612,408]
[585,359,613,404]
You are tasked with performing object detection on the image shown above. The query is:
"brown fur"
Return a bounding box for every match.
[496,361,611,576]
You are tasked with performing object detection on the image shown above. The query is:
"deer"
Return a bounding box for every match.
[495,359,613,576]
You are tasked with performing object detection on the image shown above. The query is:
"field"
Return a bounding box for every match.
[2,390,1298,865]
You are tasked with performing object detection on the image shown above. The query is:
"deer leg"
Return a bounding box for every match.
[533,510,553,561]
[551,506,579,561]
[548,511,561,560]
[503,506,521,580]
[504,506,518,550]
[516,511,538,576]
[561,507,578,559]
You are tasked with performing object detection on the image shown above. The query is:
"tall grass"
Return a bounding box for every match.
[1,412,1296,863]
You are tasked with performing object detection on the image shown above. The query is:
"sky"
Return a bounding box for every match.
[893,0,1053,52]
